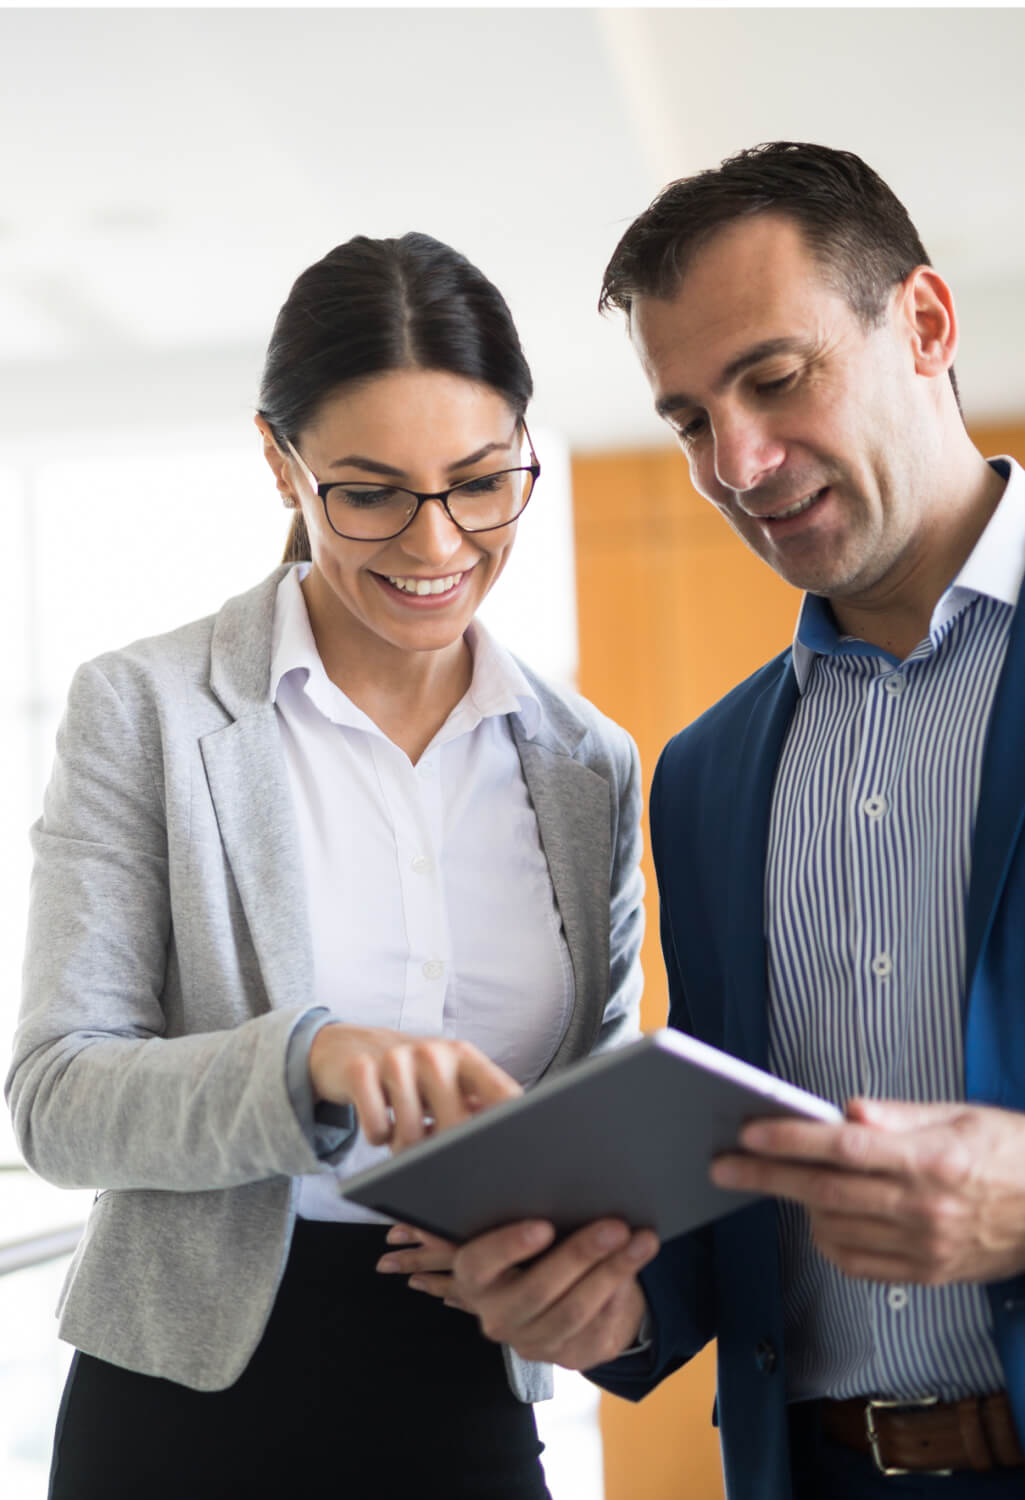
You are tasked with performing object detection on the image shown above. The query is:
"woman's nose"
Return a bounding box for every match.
[400,497,467,562]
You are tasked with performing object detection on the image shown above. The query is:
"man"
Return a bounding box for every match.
[394,144,1025,1497]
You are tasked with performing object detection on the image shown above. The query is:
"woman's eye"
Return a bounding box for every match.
[458,473,506,496]
[335,486,400,508]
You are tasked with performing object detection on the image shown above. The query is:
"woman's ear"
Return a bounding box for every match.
[254,414,298,507]
[899,265,958,380]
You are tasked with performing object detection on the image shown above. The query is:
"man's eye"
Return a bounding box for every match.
[677,416,708,443]
[756,372,798,395]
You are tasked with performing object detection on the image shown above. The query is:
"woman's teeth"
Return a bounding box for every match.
[387,573,463,596]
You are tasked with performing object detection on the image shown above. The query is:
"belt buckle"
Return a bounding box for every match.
[864,1395,953,1478]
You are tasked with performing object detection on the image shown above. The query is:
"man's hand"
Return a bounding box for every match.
[710,1098,1025,1285]
[410,1218,661,1368]
[309,1025,521,1150]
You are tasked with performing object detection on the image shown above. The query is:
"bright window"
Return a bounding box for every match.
[0,423,599,1499]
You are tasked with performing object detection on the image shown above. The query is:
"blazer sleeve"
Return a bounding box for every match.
[6,657,338,1192]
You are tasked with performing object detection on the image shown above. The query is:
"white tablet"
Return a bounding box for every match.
[339,1028,843,1243]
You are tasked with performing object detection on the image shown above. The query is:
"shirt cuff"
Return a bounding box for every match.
[286,1010,357,1160]
[619,1306,654,1357]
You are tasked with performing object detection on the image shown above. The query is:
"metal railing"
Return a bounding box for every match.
[0,1226,83,1278]
[0,1163,84,1277]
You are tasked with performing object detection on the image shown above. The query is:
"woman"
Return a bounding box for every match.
[7,233,643,1499]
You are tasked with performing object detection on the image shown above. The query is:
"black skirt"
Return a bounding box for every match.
[49,1219,551,1499]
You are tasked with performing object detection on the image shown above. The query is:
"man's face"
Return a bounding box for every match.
[630,214,936,603]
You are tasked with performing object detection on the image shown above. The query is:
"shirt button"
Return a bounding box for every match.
[411,854,433,875]
[883,674,906,696]
[422,959,444,981]
[887,1287,909,1311]
[871,953,893,979]
[862,793,887,819]
[754,1338,778,1374]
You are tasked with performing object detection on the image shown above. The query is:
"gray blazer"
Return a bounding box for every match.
[7,567,644,1400]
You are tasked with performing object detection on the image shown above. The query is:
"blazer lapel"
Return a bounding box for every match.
[964,594,1025,1069]
[723,655,801,1067]
[511,718,612,1071]
[200,569,314,1014]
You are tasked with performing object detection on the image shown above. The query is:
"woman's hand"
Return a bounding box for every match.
[376,1224,469,1307]
[308,1024,521,1151]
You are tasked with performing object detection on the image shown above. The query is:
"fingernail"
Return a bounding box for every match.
[711,1160,741,1188]
[408,1276,426,1292]
[376,1255,401,1273]
[522,1223,553,1252]
[595,1223,628,1252]
[627,1232,655,1263]
[739,1123,769,1150]
[386,1227,413,1245]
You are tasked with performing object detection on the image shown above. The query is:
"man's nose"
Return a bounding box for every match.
[711,415,786,495]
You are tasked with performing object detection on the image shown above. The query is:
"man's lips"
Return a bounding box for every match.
[743,486,829,523]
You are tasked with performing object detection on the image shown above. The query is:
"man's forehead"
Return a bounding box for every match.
[633,216,819,325]
[628,218,837,386]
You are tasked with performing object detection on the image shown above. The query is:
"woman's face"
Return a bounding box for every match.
[266,368,528,665]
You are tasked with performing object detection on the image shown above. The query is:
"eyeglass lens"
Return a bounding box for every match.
[323,466,536,540]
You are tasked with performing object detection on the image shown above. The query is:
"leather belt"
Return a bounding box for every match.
[818,1392,1025,1476]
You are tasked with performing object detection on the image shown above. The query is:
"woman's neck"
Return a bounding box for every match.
[301,575,474,763]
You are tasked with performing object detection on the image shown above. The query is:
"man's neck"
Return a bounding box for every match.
[832,452,1006,661]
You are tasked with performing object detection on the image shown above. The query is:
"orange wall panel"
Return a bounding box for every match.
[574,422,1025,1500]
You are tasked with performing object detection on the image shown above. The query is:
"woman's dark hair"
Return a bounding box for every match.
[258,232,533,562]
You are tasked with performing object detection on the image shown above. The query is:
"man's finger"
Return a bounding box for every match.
[457,1219,633,1331]
[848,1097,967,1132]
[453,1220,558,1292]
[501,1232,658,1355]
[712,1153,911,1217]
[552,1279,650,1372]
[736,1117,922,1176]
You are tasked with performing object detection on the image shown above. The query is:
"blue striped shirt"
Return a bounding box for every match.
[766,457,1025,1401]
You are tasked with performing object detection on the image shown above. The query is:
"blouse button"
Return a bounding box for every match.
[422,959,444,981]
[411,854,433,875]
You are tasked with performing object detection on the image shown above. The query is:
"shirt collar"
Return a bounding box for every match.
[791,457,1025,693]
[270,563,542,741]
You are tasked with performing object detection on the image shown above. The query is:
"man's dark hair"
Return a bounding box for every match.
[600,141,960,407]
[599,141,932,328]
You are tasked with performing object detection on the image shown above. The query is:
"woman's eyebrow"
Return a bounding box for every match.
[326,433,516,477]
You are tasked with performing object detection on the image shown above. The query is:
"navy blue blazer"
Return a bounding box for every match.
[594,592,1025,1498]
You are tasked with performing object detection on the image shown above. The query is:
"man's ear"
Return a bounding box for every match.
[254,414,298,507]
[898,265,958,380]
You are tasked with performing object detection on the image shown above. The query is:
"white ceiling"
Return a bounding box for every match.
[2,7,1024,452]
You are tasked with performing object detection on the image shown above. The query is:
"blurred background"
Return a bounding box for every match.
[2,7,1024,1497]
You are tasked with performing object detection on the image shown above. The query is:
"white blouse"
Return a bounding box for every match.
[271,565,574,1222]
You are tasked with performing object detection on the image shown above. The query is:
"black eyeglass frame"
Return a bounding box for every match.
[284,422,540,542]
